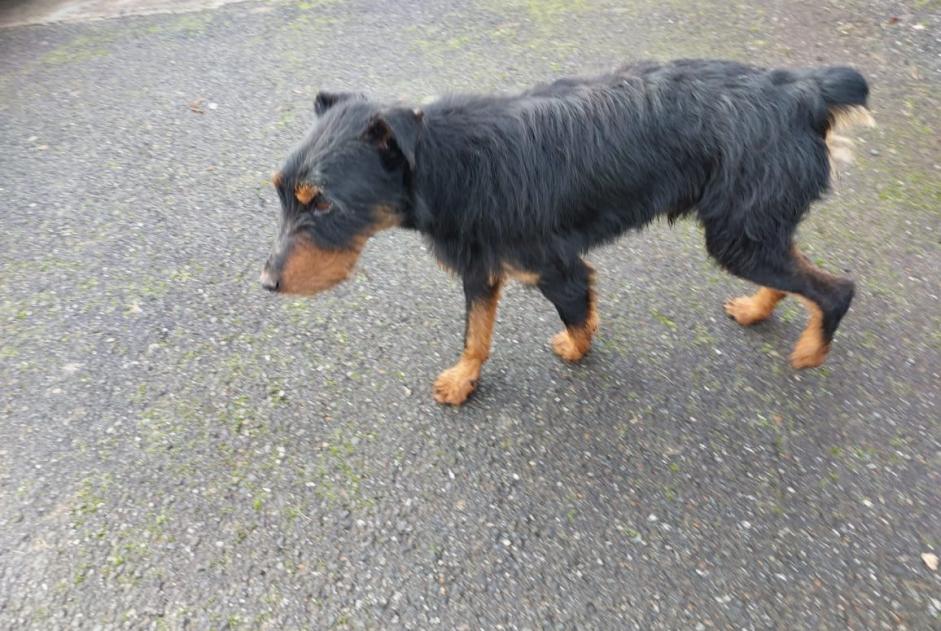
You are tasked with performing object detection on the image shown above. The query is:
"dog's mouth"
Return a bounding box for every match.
[261,235,364,296]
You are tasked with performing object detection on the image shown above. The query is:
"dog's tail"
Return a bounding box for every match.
[808,66,875,166]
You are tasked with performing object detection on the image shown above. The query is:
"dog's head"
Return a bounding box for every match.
[261,91,421,295]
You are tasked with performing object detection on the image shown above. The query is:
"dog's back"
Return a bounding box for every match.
[416,60,871,258]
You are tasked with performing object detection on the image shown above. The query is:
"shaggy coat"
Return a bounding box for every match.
[262,59,872,405]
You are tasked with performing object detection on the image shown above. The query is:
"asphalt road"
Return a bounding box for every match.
[1,0,939,628]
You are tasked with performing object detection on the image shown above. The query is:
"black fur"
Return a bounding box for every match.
[266,59,870,396]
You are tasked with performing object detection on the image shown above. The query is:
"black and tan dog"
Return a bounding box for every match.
[261,59,873,405]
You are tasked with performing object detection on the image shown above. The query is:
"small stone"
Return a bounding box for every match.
[922,552,938,571]
[208,102,219,109]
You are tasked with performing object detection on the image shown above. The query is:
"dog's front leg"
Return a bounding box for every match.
[433,271,502,405]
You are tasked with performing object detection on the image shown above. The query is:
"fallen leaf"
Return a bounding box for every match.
[923,553,939,571]
[887,16,899,25]
[188,97,206,114]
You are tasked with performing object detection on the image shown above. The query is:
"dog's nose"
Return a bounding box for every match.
[260,266,280,292]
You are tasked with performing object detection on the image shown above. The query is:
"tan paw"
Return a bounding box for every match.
[433,365,478,405]
[551,330,588,362]
[790,337,830,369]
[724,296,770,326]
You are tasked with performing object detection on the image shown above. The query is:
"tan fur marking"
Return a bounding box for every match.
[826,105,875,167]
[295,182,319,205]
[278,206,401,295]
[280,235,365,295]
[830,105,876,131]
[725,287,787,326]
[503,264,540,285]
[791,296,830,368]
[551,288,598,362]
[464,291,501,362]
[272,171,284,188]
[434,285,502,405]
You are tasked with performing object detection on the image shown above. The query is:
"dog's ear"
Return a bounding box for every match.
[314,91,358,116]
[364,108,423,170]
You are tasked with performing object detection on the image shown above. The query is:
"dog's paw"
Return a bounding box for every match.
[724,296,771,326]
[551,330,588,362]
[790,337,830,369]
[433,366,478,405]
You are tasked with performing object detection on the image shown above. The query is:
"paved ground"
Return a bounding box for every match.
[1,0,939,628]
[0,0,249,28]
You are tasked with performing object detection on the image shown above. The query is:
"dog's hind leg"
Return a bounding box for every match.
[785,248,855,368]
[433,271,503,405]
[538,258,598,362]
[710,235,854,369]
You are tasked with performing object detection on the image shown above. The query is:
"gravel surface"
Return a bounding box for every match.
[1,0,939,628]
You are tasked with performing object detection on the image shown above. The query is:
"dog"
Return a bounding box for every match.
[261,59,873,405]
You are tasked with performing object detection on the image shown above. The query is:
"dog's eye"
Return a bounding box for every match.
[312,194,332,215]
